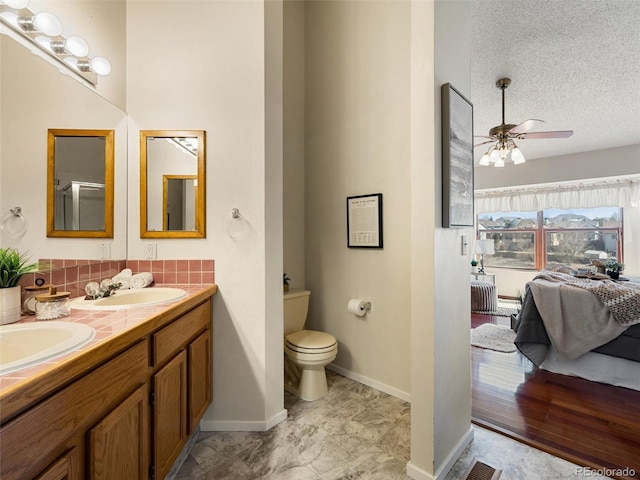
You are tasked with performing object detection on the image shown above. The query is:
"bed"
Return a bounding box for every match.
[513,270,640,391]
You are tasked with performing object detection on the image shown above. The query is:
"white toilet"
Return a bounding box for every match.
[283,290,337,401]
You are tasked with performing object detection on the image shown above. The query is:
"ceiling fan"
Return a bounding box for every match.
[475,78,573,167]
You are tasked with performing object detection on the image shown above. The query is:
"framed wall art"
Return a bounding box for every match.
[346,193,383,248]
[442,83,474,228]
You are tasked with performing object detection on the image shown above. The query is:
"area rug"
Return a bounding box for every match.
[471,323,517,353]
[471,298,519,317]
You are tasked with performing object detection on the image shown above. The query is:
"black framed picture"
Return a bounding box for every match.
[346,193,383,248]
[442,83,474,228]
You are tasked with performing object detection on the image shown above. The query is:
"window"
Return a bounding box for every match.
[478,207,623,270]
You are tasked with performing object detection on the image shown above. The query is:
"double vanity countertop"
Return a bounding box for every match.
[0,283,218,422]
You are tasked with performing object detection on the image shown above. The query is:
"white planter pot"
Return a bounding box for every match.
[0,285,22,325]
[471,266,478,273]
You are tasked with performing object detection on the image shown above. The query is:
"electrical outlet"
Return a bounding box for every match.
[97,243,110,259]
[145,243,157,260]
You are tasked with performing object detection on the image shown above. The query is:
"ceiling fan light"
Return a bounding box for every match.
[511,147,525,165]
[494,159,505,168]
[479,153,490,166]
[489,149,500,162]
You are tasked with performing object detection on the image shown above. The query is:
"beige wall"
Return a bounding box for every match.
[283,0,306,291]
[304,0,412,400]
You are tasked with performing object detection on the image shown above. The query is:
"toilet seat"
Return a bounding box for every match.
[285,330,337,355]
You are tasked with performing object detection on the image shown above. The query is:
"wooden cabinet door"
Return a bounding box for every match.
[88,385,149,480]
[35,448,79,480]
[188,329,212,432]
[154,350,187,480]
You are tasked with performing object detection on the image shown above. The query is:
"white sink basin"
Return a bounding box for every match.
[0,321,96,375]
[70,287,188,311]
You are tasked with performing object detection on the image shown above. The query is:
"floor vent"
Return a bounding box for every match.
[462,458,502,480]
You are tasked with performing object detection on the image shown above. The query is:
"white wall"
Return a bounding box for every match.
[126,0,284,429]
[476,144,640,294]
[432,0,474,475]
[0,35,128,259]
[304,0,412,401]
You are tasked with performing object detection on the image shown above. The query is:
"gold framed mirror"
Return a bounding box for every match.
[46,129,115,238]
[140,130,206,238]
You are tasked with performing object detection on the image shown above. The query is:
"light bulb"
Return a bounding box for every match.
[33,12,62,36]
[511,147,525,165]
[90,56,111,75]
[63,57,79,70]
[34,35,51,50]
[0,11,19,27]
[4,0,29,8]
[494,159,505,167]
[479,153,490,166]
[489,149,500,162]
[65,36,89,57]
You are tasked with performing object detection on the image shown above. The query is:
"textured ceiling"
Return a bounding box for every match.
[470,0,640,163]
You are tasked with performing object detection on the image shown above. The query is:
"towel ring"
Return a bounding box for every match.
[0,207,27,238]
[223,208,249,238]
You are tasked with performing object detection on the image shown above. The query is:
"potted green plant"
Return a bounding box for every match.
[471,258,479,273]
[0,248,41,324]
[283,273,291,293]
[603,259,624,280]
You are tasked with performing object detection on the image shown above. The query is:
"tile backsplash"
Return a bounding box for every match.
[19,259,215,299]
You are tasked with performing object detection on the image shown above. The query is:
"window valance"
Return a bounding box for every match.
[475,176,640,214]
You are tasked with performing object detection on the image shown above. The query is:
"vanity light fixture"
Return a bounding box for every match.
[0,2,111,85]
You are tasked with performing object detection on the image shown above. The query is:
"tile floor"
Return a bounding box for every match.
[176,372,611,479]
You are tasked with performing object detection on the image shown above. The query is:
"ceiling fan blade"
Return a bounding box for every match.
[509,119,545,134]
[520,130,574,139]
[474,139,495,147]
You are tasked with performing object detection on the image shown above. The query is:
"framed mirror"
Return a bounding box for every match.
[140,130,206,238]
[46,129,115,238]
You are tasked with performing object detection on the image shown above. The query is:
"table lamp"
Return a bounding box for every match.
[474,239,495,274]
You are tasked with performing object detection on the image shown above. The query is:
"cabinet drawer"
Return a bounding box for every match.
[0,340,148,480]
[153,300,210,366]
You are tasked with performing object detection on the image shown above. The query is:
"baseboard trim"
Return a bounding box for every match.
[327,363,411,402]
[406,461,435,480]
[434,425,474,480]
[200,409,288,432]
[406,425,474,480]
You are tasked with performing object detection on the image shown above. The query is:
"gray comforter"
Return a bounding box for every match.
[514,280,640,366]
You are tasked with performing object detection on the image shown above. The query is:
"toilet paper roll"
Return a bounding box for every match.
[348,299,367,317]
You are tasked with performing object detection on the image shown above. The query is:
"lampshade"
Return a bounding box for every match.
[511,147,525,165]
[474,239,495,255]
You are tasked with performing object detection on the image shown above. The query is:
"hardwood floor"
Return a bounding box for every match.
[471,313,640,480]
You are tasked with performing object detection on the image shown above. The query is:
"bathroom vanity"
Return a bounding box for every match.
[0,284,217,480]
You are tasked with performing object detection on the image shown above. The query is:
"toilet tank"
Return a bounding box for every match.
[283,290,310,336]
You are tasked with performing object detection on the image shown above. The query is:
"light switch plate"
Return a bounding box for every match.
[461,235,468,255]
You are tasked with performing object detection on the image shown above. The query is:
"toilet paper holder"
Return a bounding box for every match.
[348,299,372,316]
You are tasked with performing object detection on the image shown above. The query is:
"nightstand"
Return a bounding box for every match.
[470,272,496,284]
